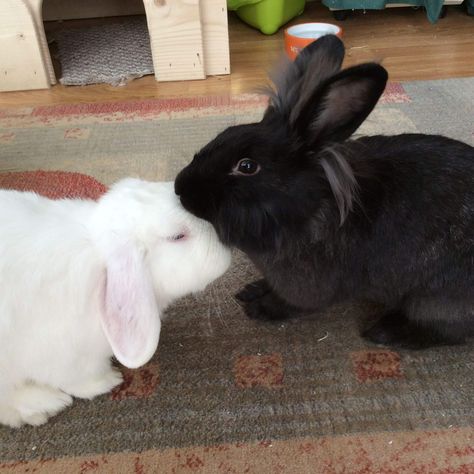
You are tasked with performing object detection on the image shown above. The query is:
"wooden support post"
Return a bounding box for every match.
[0,0,51,92]
[200,0,230,76]
[143,0,206,82]
[27,0,56,85]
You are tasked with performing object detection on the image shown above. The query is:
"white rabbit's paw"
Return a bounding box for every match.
[3,384,73,427]
[0,405,23,428]
[66,369,123,399]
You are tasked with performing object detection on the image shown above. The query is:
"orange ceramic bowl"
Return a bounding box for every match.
[284,23,343,60]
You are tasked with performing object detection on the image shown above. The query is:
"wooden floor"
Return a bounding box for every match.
[1,2,473,108]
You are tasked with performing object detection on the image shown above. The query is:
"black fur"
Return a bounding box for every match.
[175,35,474,349]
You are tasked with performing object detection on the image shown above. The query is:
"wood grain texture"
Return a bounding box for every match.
[201,0,231,75]
[0,0,50,92]
[28,0,56,84]
[143,0,206,82]
[1,2,473,105]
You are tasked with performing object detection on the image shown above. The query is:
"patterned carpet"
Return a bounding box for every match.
[0,78,473,473]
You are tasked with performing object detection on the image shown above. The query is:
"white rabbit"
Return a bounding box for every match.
[0,179,231,428]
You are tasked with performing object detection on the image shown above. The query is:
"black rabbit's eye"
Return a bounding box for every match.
[232,158,261,176]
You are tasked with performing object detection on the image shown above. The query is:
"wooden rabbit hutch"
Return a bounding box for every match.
[0,0,230,92]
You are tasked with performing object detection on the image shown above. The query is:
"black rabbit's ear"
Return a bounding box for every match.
[265,35,345,119]
[293,63,388,146]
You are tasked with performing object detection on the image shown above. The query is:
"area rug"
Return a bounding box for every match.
[48,16,154,86]
[0,78,473,473]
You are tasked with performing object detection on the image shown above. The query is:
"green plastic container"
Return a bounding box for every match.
[228,0,306,35]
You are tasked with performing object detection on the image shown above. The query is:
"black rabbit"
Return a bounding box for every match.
[175,35,474,349]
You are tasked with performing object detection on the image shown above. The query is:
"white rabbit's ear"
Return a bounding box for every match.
[100,240,161,369]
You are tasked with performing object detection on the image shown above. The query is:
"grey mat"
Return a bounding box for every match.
[50,16,154,86]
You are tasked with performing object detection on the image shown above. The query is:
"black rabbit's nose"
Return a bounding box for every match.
[174,174,184,196]
[175,165,194,196]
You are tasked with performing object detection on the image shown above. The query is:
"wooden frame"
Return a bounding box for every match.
[0,0,230,92]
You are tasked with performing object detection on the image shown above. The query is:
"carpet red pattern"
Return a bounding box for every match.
[0,170,106,200]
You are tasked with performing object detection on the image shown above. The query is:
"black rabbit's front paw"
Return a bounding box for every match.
[236,280,307,321]
[243,296,290,321]
[240,290,305,321]
[235,279,270,303]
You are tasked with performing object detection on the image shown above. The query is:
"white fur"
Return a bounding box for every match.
[0,179,231,428]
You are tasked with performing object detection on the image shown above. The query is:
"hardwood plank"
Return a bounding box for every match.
[0,2,473,106]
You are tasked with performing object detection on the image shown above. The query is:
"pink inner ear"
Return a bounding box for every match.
[100,242,161,369]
